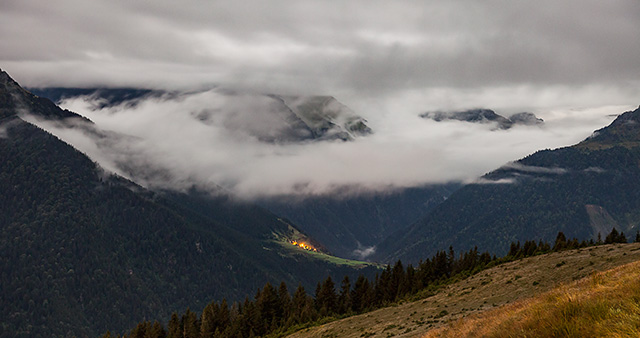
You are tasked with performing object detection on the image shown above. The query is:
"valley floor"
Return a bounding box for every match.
[287,243,640,338]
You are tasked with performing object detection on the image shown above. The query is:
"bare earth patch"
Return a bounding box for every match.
[286,243,640,338]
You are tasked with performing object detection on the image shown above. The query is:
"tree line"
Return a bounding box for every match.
[106,227,637,338]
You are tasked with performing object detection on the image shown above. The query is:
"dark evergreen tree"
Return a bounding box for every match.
[200,303,216,338]
[182,308,199,338]
[350,275,372,313]
[605,228,627,244]
[278,282,292,324]
[315,276,337,316]
[167,313,181,338]
[148,321,166,338]
[337,276,352,314]
[553,232,567,251]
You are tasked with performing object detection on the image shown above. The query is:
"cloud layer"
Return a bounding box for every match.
[24,90,631,198]
[3,1,639,197]
[2,0,640,98]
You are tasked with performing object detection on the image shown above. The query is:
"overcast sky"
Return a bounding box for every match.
[3,0,640,197]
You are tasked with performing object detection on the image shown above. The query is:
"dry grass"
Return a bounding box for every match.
[425,259,640,338]
[287,243,640,338]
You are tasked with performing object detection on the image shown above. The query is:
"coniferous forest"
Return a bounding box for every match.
[108,229,632,338]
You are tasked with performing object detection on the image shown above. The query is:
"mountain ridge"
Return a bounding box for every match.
[376,105,640,264]
[0,69,379,337]
[420,108,544,130]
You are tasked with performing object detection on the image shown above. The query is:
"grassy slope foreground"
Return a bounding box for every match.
[427,253,640,337]
[287,243,640,338]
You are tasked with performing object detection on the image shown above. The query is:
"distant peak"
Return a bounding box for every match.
[0,68,86,121]
[576,105,640,150]
[420,108,543,130]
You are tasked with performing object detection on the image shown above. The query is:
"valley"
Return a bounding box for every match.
[3,2,640,338]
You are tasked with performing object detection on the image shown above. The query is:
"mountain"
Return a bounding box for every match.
[420,108,543,130]
[0,69,378,337]
[376,106,640,264]
[259,184,460,259]
[30,87,372,143]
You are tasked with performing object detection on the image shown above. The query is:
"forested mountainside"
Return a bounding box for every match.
[31,86,460,261]
[0,69,378,337]
[260,184,460,259]
[376,106,640,264]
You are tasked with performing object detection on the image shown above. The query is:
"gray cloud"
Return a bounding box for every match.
[1,0,640,99]
[2,1,640,198]
[501,162,568,175]
[352,245,376,260]
[22,90,630,199]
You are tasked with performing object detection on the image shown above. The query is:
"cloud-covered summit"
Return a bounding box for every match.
[420,109,544,130]
[24,82,631,199]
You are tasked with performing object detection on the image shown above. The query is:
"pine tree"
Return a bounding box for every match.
[635,230,640,243]
[553,232,567,251]
[278,282,292,324]
[605,228,622,244]
[216,299,231,333]
[291,284,317,323]
[200,302,216,338]
[619,231,627,243]
[315,276,337,316]
[148,321,166,338]
[337,275,352,314]
[182,308,199,338]
[129,321,150,338]
[350,275,372,313]
[167,312,181,338]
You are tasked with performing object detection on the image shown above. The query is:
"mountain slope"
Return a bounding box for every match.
[426,251,640,337]
[0,69,378,337]
[287,243,640,338]
[376,106,640,264]
[260,184,460,259]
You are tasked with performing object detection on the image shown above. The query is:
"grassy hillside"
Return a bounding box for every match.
[427,254,640,337]
[287,243,640,338]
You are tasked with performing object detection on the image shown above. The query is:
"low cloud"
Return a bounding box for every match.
[584,167,606,173]
[353,245,376,260]
[501,162,568,175]
[468,178,516,185]
[22,88,631,200]
[0,124,8,138]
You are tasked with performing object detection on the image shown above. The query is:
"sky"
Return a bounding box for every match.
[3,0,640,198]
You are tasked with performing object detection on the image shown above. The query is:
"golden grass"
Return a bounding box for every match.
[424,260,640,338]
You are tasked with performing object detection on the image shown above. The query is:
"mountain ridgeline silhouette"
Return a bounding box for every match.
[376,106,640,264]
